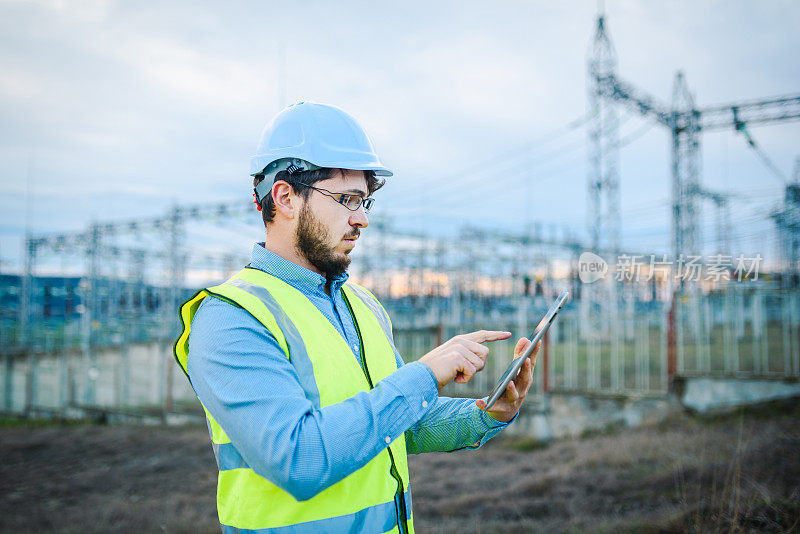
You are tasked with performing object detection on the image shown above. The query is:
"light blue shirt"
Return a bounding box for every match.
[187,243,510,501]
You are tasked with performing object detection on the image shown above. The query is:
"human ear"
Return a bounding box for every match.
[272,181,299,219]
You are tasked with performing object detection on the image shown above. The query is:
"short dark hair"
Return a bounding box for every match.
[253,168,385,226]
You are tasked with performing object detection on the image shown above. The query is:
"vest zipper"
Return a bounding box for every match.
[342,292,409,534]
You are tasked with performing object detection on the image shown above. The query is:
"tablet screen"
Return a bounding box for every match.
[483,291,570,409]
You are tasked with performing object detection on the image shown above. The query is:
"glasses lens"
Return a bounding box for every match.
[362,198,374,213]
[339,194,358,211]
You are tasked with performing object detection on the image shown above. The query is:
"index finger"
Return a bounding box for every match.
[461,330,512,344]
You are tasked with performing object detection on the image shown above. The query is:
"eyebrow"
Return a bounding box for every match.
[343,189,368,196]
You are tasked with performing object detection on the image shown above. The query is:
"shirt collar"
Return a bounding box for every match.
[249,242,350,295]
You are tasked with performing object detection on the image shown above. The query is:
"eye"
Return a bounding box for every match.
[343,194,362,210]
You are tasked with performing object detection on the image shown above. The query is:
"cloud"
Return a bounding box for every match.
[115,36,277,111]
[0,0,798,269]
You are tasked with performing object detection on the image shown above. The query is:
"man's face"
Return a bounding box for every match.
[295,169,369,278]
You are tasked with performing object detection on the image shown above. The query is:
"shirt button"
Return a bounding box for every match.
[352,344,358,352]
[384,436,391,444]
[421,400,428,408]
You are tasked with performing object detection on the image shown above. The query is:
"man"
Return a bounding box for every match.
[174,102,539,534]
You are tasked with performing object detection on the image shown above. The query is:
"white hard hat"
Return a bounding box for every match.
[250,101,392,178]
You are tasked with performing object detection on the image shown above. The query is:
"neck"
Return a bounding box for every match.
[264,235,332,296]
[264,232,323,276]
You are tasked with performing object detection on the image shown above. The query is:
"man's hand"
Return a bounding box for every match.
[418,330,512,390]
[475,337,540,423]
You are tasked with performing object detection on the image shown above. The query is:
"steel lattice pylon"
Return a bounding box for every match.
[588,15,621,254]
[586,13,800,267]
[671,72,702,263]
[583,12,800,384]
[772,158,800,287]
[582,14,621,347]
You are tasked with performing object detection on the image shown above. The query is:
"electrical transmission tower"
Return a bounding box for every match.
[772,158,800,287]
[587,14,620,254]
[587,13,800,270]
[582,14,620,343]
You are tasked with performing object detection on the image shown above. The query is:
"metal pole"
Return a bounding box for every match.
[793,292,800,376]
[542,330,550,394]
[667,292,678,388]
[83,223,100,406]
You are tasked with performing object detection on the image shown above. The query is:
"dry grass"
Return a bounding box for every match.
[411,399,800,533]
[0,424,219,533]
[0,398,798,533]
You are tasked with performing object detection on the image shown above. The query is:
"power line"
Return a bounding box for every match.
[394,113,650,216]
[396,113,593,204]
[736,125,790,183]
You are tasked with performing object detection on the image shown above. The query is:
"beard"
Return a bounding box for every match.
[295,202,356,278]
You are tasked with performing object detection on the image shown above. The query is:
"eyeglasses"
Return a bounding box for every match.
[297,182,375,214]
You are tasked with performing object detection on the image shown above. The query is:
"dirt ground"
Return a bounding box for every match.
[1,399,798,534]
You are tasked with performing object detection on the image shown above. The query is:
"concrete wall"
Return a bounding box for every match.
[4,342,800,439]
[1,341,199,417]
[678,376,800,414]
[507,393,680,441]
[506,376,800,441]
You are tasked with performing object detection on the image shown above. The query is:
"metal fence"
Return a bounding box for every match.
[393,287,800,399]
[674,286,800,378]
[2,287,798,419]
[392,312,670,400]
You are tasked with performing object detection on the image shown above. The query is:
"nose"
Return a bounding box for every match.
[349,205,369,229]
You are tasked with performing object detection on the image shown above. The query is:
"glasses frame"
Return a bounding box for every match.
[297,182,375,214]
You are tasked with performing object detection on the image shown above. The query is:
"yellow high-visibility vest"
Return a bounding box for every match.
[174,267,415,533]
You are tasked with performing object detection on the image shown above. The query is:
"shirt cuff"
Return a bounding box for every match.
[453,404,516,451]
[478,407,512,429]
[380,361,438,420]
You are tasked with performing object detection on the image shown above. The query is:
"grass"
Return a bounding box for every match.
[503,436,551,452]
[0,416,92,429]
[411,397,800,533]
[1,387,797,533]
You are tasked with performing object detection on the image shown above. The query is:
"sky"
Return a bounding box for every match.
[1,0,799,272]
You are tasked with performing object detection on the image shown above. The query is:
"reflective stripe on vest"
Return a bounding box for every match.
[219,490,412,534]
[174,268,415,534]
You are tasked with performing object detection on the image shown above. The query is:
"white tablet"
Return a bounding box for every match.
[483,291,570,410]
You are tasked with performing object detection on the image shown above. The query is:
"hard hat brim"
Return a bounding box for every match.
[250,156,393,177]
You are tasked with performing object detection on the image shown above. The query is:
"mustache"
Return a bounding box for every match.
[344,229,360,240]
